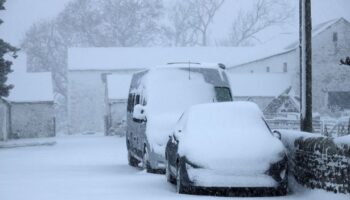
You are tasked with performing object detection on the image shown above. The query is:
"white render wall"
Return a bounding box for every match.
[68,71,108,134]
[67,70,138,135]
[227,19,350,113]
[229,50,298,75]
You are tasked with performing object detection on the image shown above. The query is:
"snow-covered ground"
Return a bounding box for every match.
[0,135,348,200]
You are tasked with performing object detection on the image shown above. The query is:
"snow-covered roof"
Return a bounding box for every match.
[107,74,133,100]
[229,73,291,97]
[68,47,285,71]
[6,53,54,102]
[230,18,350,69]
[284,18,348,50]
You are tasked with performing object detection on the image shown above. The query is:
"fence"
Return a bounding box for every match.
[266,119,321,133]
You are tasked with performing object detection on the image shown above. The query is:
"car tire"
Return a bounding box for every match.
[142,146,152,172]
[176,162,187,194]
[166,160,176,184]
[127,151,139,167]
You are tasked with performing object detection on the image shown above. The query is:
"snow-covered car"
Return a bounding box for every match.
[165,102,288,196]
[126,63,232,173]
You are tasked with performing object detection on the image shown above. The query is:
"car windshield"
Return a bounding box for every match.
[215,87,232,102]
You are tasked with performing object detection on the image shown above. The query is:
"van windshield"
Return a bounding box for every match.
[145,68,226,115]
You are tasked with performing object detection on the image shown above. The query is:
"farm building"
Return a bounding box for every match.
[227,18,350,115]
[1,54,55,140]
[229,73,291,110]
[67,47,282,135]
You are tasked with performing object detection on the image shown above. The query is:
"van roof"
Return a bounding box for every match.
[153,62,225,70]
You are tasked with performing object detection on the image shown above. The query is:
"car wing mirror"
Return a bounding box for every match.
[133,104,147,122]
[272,130,282,140]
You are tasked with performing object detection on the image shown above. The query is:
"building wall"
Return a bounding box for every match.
[68,71,107,134]
[107,100,127,135]
[10,102,55,139]
[228,19,350,114]
[234,96,274,111]
[0,99,10,141]
[229,50,297,75]
[311,19,350,112]
[67,69,137,135]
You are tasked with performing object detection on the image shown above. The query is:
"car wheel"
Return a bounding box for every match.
[127,151,139,167]
[166,160,176,184]
[142,146,152,172]
[176,162,187,194]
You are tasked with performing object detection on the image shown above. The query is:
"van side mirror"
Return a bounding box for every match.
[272,130,282,140]
[133,104,147,122]
[173,129,182,142]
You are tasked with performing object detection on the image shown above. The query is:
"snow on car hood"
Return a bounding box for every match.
[178,102,285,173]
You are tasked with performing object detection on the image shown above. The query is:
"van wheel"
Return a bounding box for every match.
[128,151,139,167]
[142,147,152,172]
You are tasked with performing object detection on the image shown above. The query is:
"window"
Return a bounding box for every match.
[215,87,233,102]
[333,32,338,42]
[328,91,350,110]
[266,66,270,73]
[283,63,288,73]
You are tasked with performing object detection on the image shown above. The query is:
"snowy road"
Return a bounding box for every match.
[0,135,348,200]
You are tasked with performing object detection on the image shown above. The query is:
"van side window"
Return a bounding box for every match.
[127,94,133,113]
[215,87,232,102]
[135,94,140,105]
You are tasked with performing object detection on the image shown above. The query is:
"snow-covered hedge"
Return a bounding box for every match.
[278,130,350,194]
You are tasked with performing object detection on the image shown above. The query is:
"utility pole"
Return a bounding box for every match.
[299,0,313,132]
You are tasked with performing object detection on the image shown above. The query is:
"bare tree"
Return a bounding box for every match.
[221,0,294,46]
[191,0,225,46]
[166,0,224,46]
[166,0,199,46]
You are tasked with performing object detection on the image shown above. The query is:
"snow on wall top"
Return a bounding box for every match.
[6,53,54,102]
[229,73,291,97]
[68,47,284,71]
[107,74,132,100]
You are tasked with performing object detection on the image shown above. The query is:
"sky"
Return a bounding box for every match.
[0,0,350,47]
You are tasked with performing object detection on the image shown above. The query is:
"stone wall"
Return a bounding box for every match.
[281,131,350,194]
[10,102,55,139]
[0,99,10,141]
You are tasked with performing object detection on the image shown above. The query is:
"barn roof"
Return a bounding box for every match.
[5,53,54,102]
[67,47,284,71]
[229,18,349,69]
[229,73,291,97]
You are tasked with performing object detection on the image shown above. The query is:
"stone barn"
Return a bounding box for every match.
[4,54,55,139]
[67,47,281,135]
[228,18,350,115]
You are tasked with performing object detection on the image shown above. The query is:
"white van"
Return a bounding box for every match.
[126,63,232,173]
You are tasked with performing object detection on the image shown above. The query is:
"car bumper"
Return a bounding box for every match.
[187,168,278,188]
[185,185,287,197]
[184,168,287,196]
